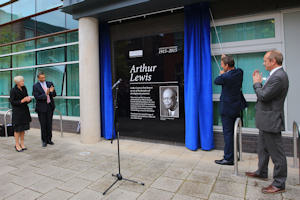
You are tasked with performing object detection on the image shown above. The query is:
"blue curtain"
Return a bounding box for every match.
[99,23,115,139]
[184,3,214,150]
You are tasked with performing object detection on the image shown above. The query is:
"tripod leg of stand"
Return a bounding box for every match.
[103,178,119,195]
[123,177,145,185]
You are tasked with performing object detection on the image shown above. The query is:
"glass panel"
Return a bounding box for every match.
[36,0,63,13]
[54,99,67,115]
[36,65,65,96]
[67,99,79,116]
[37,34,65,48]
[37,47,65,65]
[67,44,78,61]
[66,64,79,96]
[0,71,11,95]
[211,56,222,94]
[0,4,11,24]
[36,10,66,36]
[11,17,36,41]
[12,40,35,52]
[0,0,10,4]
[213,101,222,126]
[12,0,35,20]
[0,45,11,55]
[66,14,78,29]
[0,24,12,44]
[242,102,256,128]
[0,98,11,109]
[12,68,35,96]
[67,31,78,42]
[212,52,267,95]
[12,52,35,68]
[211,19,275,43]
[0,56,10,69]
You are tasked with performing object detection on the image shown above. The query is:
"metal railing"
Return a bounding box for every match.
[234,117,243,175]
[293,121,299,168]
[2,108,63,137]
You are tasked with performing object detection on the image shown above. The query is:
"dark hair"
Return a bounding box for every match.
[267,50,283,65]
[37,71,45,78]
[221,54,235,67]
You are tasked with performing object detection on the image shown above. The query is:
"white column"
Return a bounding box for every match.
[79,17,101,144]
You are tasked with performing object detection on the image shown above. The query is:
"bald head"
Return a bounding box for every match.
[162,88,177,110]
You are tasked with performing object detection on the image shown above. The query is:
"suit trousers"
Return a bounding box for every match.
[221,115,237,162]
[255,130,287,189]
[37,104,54,143]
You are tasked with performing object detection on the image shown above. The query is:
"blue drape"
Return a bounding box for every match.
[99,23,115,139]
[184,3,214,150]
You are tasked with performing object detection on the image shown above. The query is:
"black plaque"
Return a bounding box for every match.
[113,32,185,143]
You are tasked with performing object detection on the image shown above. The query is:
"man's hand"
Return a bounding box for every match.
[253,70,262,84]
[49,85,55,93]
[220,70,225,75]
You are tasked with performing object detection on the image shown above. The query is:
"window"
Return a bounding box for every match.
[0,71,11,95]
[67,44,78,61]
[66,64,79,96]
[37,47,65,65]
[12,40,35,52]
[36,10,66,36]
[66,13,78,30]
[12,0,35,20]
[11,17,36,41]
[211,14,282,129]
[0,24,12,44]
[0,4,11,24]
[36,0,62,13]
[211,19,275,43]
[12,52,35,68]
[37,34,66,48]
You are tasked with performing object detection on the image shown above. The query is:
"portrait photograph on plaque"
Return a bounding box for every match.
[160,86,179,118]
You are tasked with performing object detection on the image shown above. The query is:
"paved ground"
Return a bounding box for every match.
[0,129,299,200]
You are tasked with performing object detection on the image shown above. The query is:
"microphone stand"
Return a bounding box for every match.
[103,83,144,195]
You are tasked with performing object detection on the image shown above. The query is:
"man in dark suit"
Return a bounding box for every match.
[33,72,56,147]
[214,55,245,165]
[246,50,289,194]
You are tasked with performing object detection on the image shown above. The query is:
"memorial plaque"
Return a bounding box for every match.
[113,32,185,142]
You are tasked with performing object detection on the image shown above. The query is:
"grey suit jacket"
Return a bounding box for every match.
[253,68,289,133]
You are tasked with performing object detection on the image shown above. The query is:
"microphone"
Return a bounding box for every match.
[112,78,122,89]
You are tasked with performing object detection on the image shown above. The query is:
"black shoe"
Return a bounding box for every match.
[15,146,23,152]
[42,142,47,147]
[47,141,54,145]
[215,159,234,165]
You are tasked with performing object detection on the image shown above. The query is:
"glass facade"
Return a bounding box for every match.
[0,0,79,117]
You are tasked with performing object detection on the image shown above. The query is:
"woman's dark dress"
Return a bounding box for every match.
[9,85,32,132]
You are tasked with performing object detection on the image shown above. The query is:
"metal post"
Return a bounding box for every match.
[54,109,63,137]
[293,121,299,168]
[4,109,12,137]
[234,118,242,176]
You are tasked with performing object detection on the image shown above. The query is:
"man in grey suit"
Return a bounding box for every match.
[246,50,289,194]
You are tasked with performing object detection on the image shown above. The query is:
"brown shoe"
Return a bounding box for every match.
[262,185,285,194]
[245,172,268,181]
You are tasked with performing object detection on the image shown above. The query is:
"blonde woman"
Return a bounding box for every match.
[9,76,32,152]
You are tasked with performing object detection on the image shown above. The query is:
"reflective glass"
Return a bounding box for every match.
[37,34,66,48]
[0,4,11,24]
[54,99,67,115]
[67,44,78,61]
[212,52,267,94]
[36,0,63,13]
[67,99,79,116]
[12,40,35,52]
[12,52,35,68]
[37,47,65,65]
[12,0,35,20]
[0,71,11,95]
[211,19,275,43]
[66,13,78,30]
[11,17,36,41]
[36,10,66,36]
[0,56,10,69]
[36,65,65,96]
[67,31,78,43]
[66,64,79,96]
[12,68,35,96]
[242,102,256,128]
[0,98,11,109]
[0,45,10,55]
[0,24,12,44]
[213,101,222,126]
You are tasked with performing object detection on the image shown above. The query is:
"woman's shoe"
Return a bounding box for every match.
[15,146,23,152]
[20,145,27,150]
